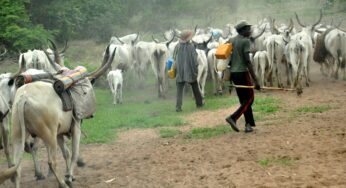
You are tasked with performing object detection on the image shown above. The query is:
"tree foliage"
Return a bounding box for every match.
[0,0,52,51]
[1,0,344,52]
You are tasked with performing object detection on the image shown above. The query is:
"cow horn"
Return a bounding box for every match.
[134,33,139,43]
[270,18,279,34]
[194,25,198,34]
[88,45,116,82]
[205,33,213,43]
[10,54,26,79]
[295,12,306,27]
[165,32,176,47]
[43,49,61,72]
[252,25,267,40]
[288,18,294,32]
[114,34,124,45]
[59,40,68,54]
[47,39,62,66]
[152,35,160,43]
[312,9,323,29]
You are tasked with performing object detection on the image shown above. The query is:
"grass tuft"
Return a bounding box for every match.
[159,128,181,138]
[184,125,232,139]
[295,105,331,113]
[258,156,295,167]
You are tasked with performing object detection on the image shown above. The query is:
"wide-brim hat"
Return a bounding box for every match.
[179,30,194,43]
[235,20,251,30]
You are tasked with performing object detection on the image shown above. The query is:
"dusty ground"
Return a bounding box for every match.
[1,63,346,188]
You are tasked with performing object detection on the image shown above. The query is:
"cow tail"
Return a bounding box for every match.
[0,97,26,184]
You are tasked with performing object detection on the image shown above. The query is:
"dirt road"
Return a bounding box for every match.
[1,62,346,188]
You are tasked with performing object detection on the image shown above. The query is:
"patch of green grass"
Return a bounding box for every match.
[253,96,281,121]
[254,97,281,114]
[184,125,232,139]
[159,128,181,138]
[258,156,295,167]
[295,105,331,113]
[258,159,270,167]
[81,86,280,144]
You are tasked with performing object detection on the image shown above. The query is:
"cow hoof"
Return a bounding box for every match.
[0,145,3,150]
[59,183,70,188]
[77,160,86,167]
[65,175,74,187]
[35,173,46,181]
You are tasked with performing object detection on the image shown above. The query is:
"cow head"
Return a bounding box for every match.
[295,9,323,45]
[152,32,176,48]
[0,57,26,107]
[45,39,68,67]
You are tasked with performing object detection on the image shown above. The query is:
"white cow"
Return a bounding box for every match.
[0,73,17,168]
[196,49,208,97]
[293,10,323,83]
[107,69,123,105]
[264,34,288,87]
[253,51,271,87]
[108,39,136,71]
[150,42,170,98]
[0,45,116,188]
[109,33,139,45]
[134,41,156,82]
[19,40,67,73]
[323,29,346,80]
[285,39,309,88]
[207,47,230,95]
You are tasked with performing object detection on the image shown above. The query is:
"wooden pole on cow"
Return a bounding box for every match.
[229,84,303,96]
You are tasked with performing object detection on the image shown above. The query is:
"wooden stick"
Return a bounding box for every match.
[230,84,297,91]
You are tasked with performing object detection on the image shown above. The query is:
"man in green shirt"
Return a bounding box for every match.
[225,20,260,133]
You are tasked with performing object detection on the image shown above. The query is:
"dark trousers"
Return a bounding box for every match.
[230,72,256,126]
[176,81,203,110]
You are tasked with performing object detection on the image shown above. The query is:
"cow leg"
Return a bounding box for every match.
[65,120,82,186]
[260,64,265,87]
[119,84,123,104]
[342,58,346,81]
[11,124,26,187]
[200,70,208,98]
[57,135,71,177]
[28,137,45,180]
[208,59,218,95]
[113,83,118,105]
[1,119,11,167]
[0,123,3,150]
[275,65,282,88]
[46,138,69,188]
[333,57,340,80]
[285,61,291,86]
[304,66,309,87]
[158,77,165,98]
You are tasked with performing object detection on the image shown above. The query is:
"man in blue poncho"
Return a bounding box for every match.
[173,30,204,112]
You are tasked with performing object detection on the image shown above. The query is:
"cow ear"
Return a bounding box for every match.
[8,78,14,86]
